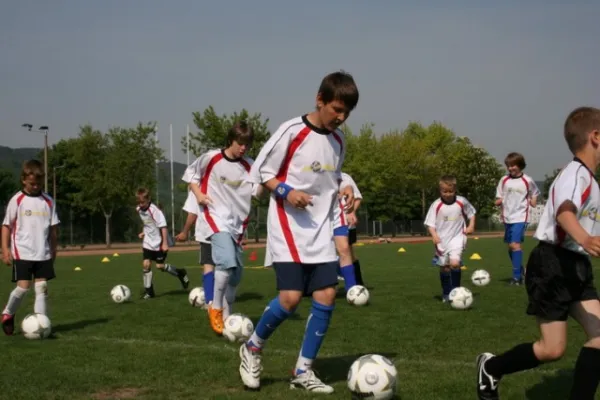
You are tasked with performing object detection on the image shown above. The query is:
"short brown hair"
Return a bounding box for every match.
[136,187,151,201]
[564,107,600,153]
[21,159,44,182]
[504,152,526,170]
[439,175,457,189]
[318,70,359,111]
[227,120,254,147]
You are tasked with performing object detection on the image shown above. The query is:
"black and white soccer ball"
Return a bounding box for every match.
[21,313,52,340]
[188,287,206,308]
[110,285,131,303]
[347,285,370,306]
[471,269,491,287]
[347,354,398,399]
[448,286,474,310]
[223,313,253,343]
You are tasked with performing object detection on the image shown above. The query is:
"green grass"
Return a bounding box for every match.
[0,239,594,399]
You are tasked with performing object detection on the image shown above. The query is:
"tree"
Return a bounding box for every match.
[0,168,18,208]
[68,123,164,246]
[184,106,271,160]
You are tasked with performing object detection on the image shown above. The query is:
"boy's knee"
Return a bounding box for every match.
[312,286,336,306]
[535,342,566,362]
[278,291,302,311]
[142,260,151,270]
[509,242,521,251]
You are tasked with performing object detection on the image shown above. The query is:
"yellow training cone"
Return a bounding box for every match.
[101,257,110,263]
[74,267,82,271]
[470,253,482,260]
[113,253,120,257]
[355,242,365,247]
[474,236,479,240]
[461,265,468,270]
[398,247,406,253]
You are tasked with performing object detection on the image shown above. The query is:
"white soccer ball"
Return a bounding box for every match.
[188,287,205,308]
[449,286,474,310]
[471,269,491,287]
[347,354,398,400]
[110,285,131,303]
[347,285,370,306]
[223,313,254,343]
[21,313,52,340]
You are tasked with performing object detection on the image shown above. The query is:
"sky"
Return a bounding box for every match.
[1,0,599,180]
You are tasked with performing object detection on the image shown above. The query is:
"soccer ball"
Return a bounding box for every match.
[347,285,370,306]
[471,269,491,287]
[449,286,474,310]
[188,287,205,308]
[223,313,254,343]
[21,313,52,340]
[110,285,131,303]
[347,354,398,400]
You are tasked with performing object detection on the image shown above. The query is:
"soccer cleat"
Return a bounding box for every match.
[239,343,262,390]
[208,305,224,335]
[290,369,334,394]
[509,279,521,286]
[442,295,450,303]
[141,286,155,299]
[477,353,500,400]
[178,268,190,289]
[1,313,15,336]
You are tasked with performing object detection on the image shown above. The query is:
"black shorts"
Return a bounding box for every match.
[526,241,598,321]
[199,242,215,266]
[12,259,55,282]
[349,229,357,245]
[142,248,168,263]
[273,261,338,296]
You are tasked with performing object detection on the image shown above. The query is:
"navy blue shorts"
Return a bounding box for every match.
[273,261,338,295]
[504,223,527,244]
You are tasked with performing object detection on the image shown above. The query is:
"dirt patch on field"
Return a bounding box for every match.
[90,387,145,400]
[54,232,509,258]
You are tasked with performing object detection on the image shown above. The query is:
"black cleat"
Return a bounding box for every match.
[178,269,190,290]
[477,353,500,400]
[141,286,155,299]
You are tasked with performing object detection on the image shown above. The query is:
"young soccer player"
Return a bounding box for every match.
[1,160,59,335]
[477,107,600,400]
[238,71,358,393]
[424,175,476,302]
[334,172,365,291]
[136,188,189,299]
[185,121,259,335]
[495,152,540,285]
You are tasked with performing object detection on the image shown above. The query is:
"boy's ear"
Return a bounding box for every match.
[315,93,324,110]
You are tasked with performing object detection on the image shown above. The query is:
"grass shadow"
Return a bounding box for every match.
[525,369,573,399]
[157,290,188,298]
[236,292,264,302]
[53,317,112,333]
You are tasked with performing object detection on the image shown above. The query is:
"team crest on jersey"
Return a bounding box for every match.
[301,161,336,173]
[583,207,600,222]
[219,176,243,187]
[506,187,526,194]
[25,210,32,216]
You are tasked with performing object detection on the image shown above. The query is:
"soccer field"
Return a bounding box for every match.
[0,238,593,400]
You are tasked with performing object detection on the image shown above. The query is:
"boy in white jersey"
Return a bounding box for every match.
[495,152,540,285]
[334,172,365,291]
[424,175,476,302]
[1,160,59,335]
[185,121,259,335]
[477,107,600,400]
[238,71,358,394]
[136,188,189,299]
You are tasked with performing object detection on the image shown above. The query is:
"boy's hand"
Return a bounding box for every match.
[494,198,503,206]
[339,186,355,212]
[583,236,600,257]
[432,235,441,245]
[175,232,188,242]
[464,226,474,235]
[160,244,169,252]
[196,193,213,206]
[347,212,358,226]
[287,190,313,209]
[2,250,12,266]
[138,232,145,239]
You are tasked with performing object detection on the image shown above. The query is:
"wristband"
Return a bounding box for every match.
[275,182,294,200]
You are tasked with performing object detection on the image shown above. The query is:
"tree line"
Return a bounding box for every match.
[0,106,542,247]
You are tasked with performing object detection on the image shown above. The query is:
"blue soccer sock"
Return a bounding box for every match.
[295,300,334,374]
[247,297,292,349]
[511,250,523,280]
[203,271,215,303]
[340,264,357,289]
[451,268,462,289]
[440,271,452,297]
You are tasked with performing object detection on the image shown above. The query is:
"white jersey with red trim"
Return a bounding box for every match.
[183,149,254,243]
[424,196,476,251]
[534,159,600,255]
[137,203,167,251]
[2,191,60,261]
[496,173,540,223]
[248,115,345,264]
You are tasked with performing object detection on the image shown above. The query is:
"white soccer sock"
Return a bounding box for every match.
[223,284,237,320]
[143,270,153,288]
[213,269,231,310]
[34,281,48,315]
[3,286,29,315]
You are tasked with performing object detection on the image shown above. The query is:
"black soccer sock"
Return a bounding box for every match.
[353,260,364,286]
[485,343,540,378]
[570,347,600,400]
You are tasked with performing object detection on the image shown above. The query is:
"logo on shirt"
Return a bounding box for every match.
[301,161,336,173]
[506,188,526,195]
[219,176,243,187]
[21,209,48,217]
[443,215,459,222]
[582,207,600,222]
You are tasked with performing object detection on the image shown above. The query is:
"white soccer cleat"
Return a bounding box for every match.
[290,369,334,394]
[239,344,262,390]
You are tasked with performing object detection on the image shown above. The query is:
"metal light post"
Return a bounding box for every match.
[21,123,49,193]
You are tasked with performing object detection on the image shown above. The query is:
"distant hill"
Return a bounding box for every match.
[0,146,43,177]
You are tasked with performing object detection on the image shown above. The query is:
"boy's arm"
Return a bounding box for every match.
[495,178,504,206]
[160,227,169,250]
[1,225,11,265]
[424,202,440,243]
[529,178,541,207]
[427,226,441,244]
[50,225,58,259]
